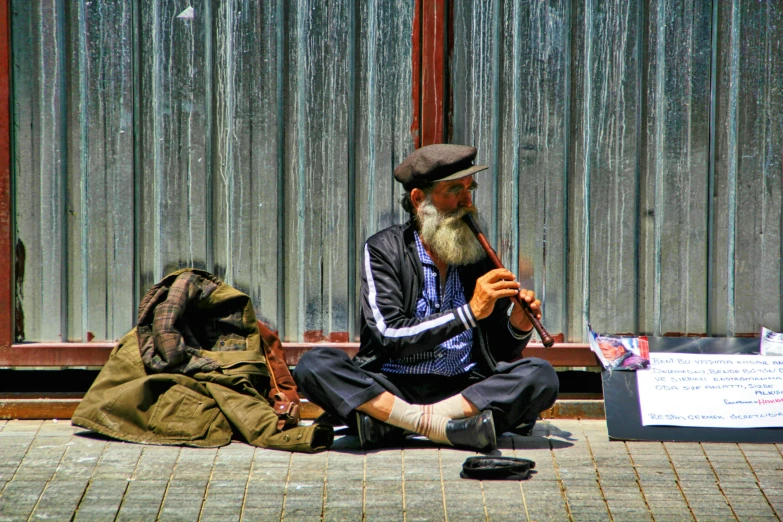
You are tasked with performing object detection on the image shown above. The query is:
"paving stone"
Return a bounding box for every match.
[324,480,363,509]
[282,501,326,519]
[0,420,42,437]
[364,505,404,519]
[157,481,209,521]
[0,480,47,520]
[114,479,168,521]
[28,479,89,521]
[72,479,131,521]
[200,480,248,521]
[568,507,612,520]
[1,419,782,520]
[322,507,365,521]
[240,507,283,521]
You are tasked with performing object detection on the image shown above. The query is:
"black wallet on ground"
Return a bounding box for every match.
[460,456,536,480]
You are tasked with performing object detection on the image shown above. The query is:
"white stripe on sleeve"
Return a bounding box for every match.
[364,244,456,338]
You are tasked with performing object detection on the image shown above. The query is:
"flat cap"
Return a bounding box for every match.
[394,144,488,189]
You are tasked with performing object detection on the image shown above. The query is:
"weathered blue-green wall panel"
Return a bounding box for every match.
[451,0,783,340]
[11,0,783,343]
[716,0,783,336]
[211,0,282,328]
[138,0,211,296]
[63,1,136,343]
[642,0,712,336]
[12,0,68,342]
[354,0,415,335]
[283,0,352,342]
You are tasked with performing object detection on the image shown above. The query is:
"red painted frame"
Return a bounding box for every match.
[411,0,449,148]
[0,1,595,368]
[5,342,599,368]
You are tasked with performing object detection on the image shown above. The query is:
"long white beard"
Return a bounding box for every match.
[417,200,486,266]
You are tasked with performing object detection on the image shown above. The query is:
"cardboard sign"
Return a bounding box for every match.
[637,352,783,428]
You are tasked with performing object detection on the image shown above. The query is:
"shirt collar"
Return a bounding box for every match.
[413,231,439,269]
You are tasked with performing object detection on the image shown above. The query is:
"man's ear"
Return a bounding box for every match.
[410,188,425,210]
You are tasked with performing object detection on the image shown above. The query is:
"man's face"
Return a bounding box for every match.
[428,176,477,214]
[598,340,626,362]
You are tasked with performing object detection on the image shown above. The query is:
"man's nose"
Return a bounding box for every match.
[460,190,473,207]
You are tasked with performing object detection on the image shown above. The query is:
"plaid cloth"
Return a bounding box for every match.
[137,269,254,374]
[381,232,476,377]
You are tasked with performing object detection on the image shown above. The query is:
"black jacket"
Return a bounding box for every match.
[355,220,532,374]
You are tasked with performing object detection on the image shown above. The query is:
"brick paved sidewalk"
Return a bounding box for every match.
[0,419,780,521]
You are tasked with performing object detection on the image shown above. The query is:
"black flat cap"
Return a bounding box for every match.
[394,144,488,189]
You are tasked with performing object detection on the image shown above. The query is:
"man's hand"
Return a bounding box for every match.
[469,268,522,320]
[509,289,541,332]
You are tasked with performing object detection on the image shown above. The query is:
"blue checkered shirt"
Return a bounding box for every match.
[381,232,476,376]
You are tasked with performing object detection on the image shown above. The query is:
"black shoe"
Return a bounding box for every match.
[445,410,497,452]
[355,412,406,449]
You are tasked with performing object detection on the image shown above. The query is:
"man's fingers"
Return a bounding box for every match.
[519,289,537,303]
[481,268,516,283]
[487,280,520,291]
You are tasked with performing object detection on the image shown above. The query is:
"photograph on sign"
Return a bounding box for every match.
[761,326,783,356]
[637,352,783,428]
[587,325,650,371]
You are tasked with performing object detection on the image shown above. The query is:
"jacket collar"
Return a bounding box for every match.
[402,219,425,285]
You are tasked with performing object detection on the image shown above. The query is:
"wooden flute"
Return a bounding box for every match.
[462,213,555,348]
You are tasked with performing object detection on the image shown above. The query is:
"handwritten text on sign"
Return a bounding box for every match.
[637,353,783,428]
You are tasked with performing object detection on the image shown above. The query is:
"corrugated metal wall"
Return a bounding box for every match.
[11,0,783,344]
[12,0,413,343]
[452,0,783,340]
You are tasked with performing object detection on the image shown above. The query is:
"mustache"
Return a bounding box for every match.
[440,205,478,221]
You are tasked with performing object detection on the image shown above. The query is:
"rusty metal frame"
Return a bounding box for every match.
[3,342,599,369]
[0,1,599,371]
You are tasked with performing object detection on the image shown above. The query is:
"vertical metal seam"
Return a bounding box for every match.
[489,0,500,245]
[7,0,17,343]
[56,0,68,340]
[726,0,740,336]
[653,0,665,337]
[367,0,377,234]
[634,0,644,335]
[151,0,161,280]
[582,0,592,334]
[6,0,19,342]
[295,0,306,338]
[706,0,718,336]
[510,0,520,279]
[205,0,215,274]
[77,0,88,341]
[347,0,357,341]
[418,0,423,149]
[562,0,572,339]
[276,0,286,338]
[131,0,141,320]
[220,0,236,285]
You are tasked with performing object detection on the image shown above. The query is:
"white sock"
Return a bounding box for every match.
[386,397,451,445]
[419,395,467,419]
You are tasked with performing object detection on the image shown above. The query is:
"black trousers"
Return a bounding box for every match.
[292,347,559,434]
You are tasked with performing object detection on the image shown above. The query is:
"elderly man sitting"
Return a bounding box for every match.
[294,144,559,451]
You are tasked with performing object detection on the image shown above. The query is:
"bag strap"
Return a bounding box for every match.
[258,320,301,429]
